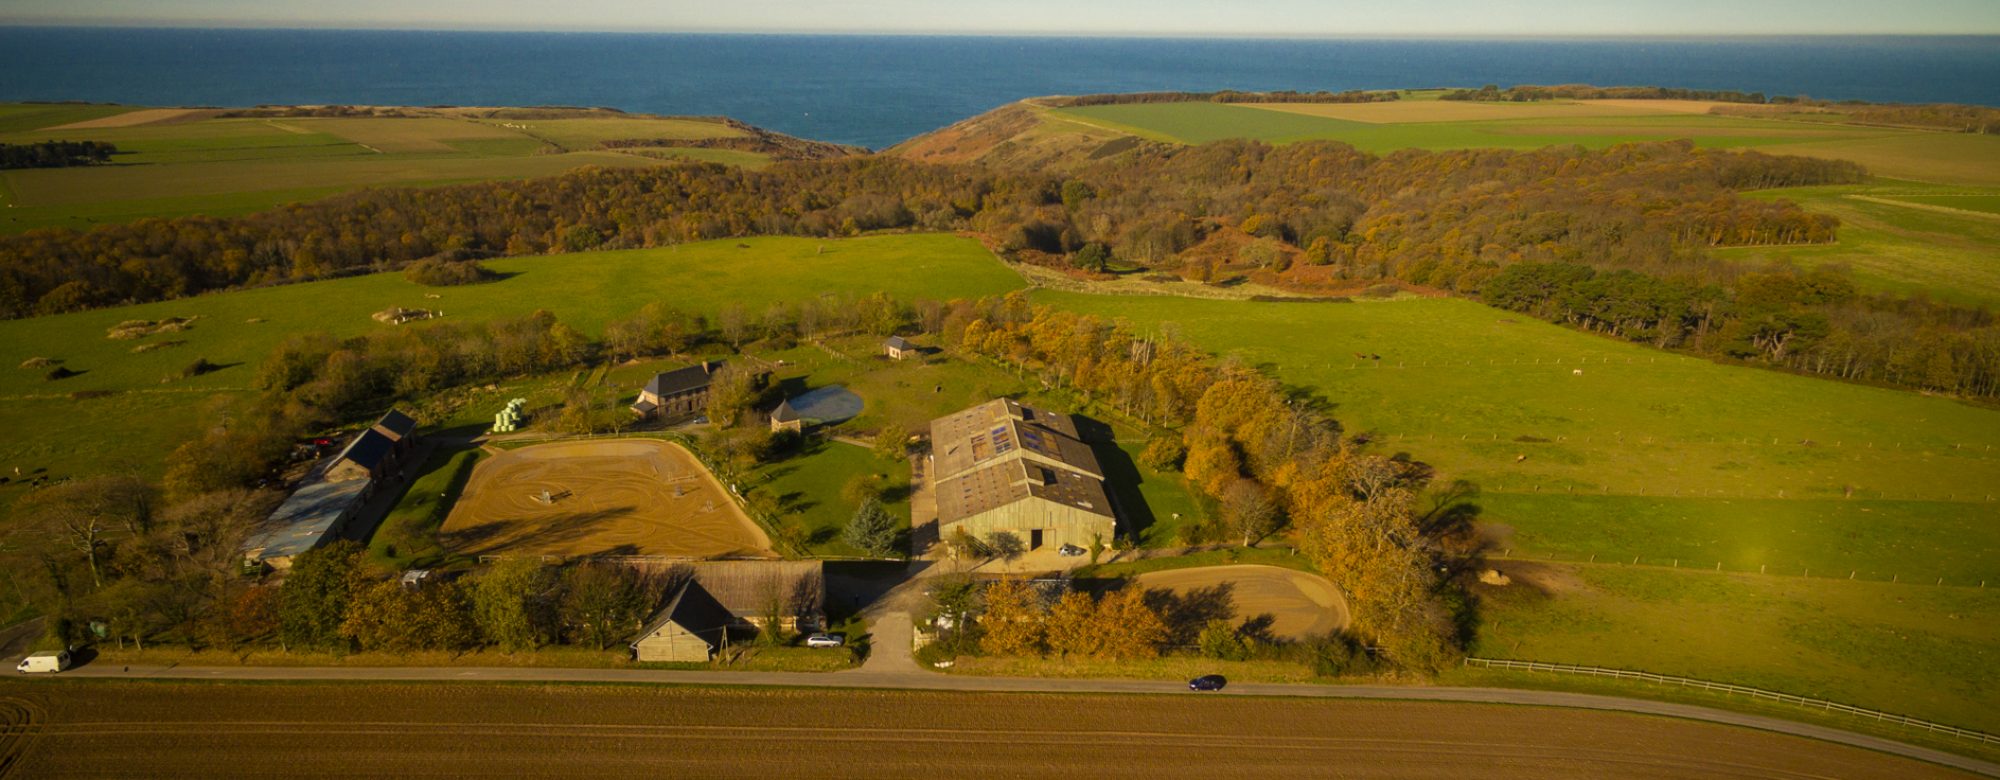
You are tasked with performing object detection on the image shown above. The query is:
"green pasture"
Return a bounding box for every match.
[1035,291,2000,576]
[0,234,1022,492]
[1475,562,2000,733]
[478,117,746,151]
[1052,102,1997,184]
[752,439,910,557]
[370,446,483,569]
[1481,494,1998,584]
[0,103,139,134]
[0,106,765,234]
[1729,181,2000,308]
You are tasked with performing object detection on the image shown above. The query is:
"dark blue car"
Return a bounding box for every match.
[1188,674,1227,691]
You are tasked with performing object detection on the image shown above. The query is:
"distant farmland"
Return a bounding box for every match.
[1054,96,2000,185]
[0,105,780,234]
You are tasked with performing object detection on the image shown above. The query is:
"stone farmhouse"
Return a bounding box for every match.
[631,361,722,421]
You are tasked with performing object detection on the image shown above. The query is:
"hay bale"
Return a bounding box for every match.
[18,357,58,369]
[1478,569,1512,586]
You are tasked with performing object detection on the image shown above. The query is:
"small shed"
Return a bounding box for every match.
[884,336,913,361]
[770,399,803,434]
[631,580,735,663]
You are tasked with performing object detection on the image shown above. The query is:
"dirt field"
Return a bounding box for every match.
[440,439,773,559]
[45,108,218,129]
[1134,564,1349,639]
[0,681,1975,779]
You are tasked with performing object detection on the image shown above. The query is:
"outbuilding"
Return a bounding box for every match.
[631,579,736,663]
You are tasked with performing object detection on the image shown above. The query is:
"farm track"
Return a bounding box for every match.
[0,681,1983,779]
[0,696,45,780]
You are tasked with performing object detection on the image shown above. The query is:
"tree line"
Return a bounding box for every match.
[6,135,1995,396]
[1048,90,1398,107]
[1441,84,1776,103]
[0,140,117,169]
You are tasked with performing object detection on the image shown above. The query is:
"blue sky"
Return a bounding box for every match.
[4,0,1998,36]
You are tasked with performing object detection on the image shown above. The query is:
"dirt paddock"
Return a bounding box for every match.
[440,439,772,559]
[0,682,1974,779]
[1134,564,1350,639]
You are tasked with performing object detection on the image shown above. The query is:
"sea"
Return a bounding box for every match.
[1,28,1996,149]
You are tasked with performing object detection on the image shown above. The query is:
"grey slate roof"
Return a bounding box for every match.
[884,336,911,350]
[772,400,800,423]
[644,361,718,397]
[372,409,417,441]
[633,579,734,649]
[333,428,396,473]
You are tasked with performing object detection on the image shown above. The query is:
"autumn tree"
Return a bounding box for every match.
[17,476,152,588]
[278,541,369,651]
[1094,587,1168,660]
[978,577,1046,656]
[559,564,650,650]
[984,531,1025,562]
[1043,591,1101,658]
[1221,478,1280,547]
[704,362,764,427]
[471,558,559,652]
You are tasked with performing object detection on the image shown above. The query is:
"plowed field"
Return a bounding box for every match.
[0,682,1973,779]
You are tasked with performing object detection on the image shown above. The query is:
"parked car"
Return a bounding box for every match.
[17,650,71,674]
[1057,543,1087,557]
[1188,674,1227,691]
[804,633,846,648]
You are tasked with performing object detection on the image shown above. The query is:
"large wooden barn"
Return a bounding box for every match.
[928,398,1116,552]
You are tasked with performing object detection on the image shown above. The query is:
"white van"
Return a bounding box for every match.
[16,650,71,674]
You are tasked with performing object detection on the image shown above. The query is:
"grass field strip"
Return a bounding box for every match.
[1483,554,1994,589]
[1464,658,2000,746]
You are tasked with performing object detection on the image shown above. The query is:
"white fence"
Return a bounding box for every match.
[1464,657,2000,745]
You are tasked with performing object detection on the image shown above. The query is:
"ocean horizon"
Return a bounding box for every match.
[2,28,1995,148]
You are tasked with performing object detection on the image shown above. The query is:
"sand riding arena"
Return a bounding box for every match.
[440,439,773,559]
[1133,564,1350,640]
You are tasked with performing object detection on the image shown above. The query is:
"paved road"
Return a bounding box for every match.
[38,659,1998,777]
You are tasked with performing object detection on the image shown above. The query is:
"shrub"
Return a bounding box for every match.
[1139,434,1187,471]
[1197,619,1250,661]
[403,258,494,286]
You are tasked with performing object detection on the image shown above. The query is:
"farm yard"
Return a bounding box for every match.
[0,681,1974,779]
[0,104,783,234]
[440,439,772,560]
